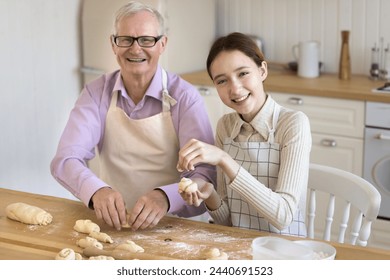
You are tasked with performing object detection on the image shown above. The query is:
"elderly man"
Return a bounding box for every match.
[51,1,215,231]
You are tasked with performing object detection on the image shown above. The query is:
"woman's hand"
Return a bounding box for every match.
[177,139,241,182]
[177,139,224,172]
[179,177,219,209]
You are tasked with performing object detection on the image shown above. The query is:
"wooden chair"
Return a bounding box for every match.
[307,163,381,246]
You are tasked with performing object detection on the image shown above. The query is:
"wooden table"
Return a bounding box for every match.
[1,188,390,260]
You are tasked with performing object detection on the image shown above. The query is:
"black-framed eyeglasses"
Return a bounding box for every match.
[112,35,163,48]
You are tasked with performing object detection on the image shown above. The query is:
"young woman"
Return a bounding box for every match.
[177,32,311,237]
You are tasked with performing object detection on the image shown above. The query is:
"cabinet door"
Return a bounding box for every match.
[270,92,365,138]
[369,219,390,250]
[311,133,363,176]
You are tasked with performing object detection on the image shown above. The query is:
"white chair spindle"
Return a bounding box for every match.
[323,194,335,241]
[307,189,316,239]
[338,201,351,243]
[350,212,363,245]
[356,220,372,247]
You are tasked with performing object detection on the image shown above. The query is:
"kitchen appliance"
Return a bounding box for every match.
[292,41,320,78]
[363,101,390,219]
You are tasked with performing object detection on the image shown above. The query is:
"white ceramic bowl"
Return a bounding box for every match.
[293,240,337,260]
[251,237,314,260]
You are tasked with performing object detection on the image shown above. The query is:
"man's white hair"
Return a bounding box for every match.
[112,1,165,35]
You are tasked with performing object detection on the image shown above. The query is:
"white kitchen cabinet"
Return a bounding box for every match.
[311,133,363,176]
[270,92,365,176]
[369,219,390,250]
[197,86,233,134]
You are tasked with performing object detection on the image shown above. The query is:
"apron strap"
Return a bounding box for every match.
[161,69,177,112]
[110,90,120,109]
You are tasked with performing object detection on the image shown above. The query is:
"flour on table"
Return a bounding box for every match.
[5,202,53,226]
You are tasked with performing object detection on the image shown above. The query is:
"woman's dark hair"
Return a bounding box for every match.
[206,32,265,79]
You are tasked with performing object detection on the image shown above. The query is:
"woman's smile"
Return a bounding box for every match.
[232,93,251,103]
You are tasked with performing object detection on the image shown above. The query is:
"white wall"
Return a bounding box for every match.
[0,0,82,200]
[216,0,390,75]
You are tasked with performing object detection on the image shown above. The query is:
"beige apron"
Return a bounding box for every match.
[99,69,181,209]
[223,103,307,237]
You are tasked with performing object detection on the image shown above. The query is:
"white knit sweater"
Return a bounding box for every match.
[208,94,312,231]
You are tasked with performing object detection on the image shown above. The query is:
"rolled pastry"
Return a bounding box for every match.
[55,248,83,260]
[115,240,144,253]
[6,202,53,225]
[73,219,100,234]
[178,177,198,193]
[89,231,113,244]
[76,236,103,249]
[206,248,229,260]
[89,255,115,260]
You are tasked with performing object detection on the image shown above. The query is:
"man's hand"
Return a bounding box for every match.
[127,189,169,231]
[91,187,127,230]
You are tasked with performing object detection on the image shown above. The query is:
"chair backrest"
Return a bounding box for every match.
[307,163,381,246]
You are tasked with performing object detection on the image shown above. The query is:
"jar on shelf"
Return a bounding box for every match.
[370,45,380,80]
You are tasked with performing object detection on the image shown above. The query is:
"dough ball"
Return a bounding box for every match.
[178,177,198,193]
[76,236,103,249]
[73,219,100,234]
[55,248,82,260]
[6,202,53,225]
[89,231,113,243]
[206,248,229,260]
[89,255,115,260]
[115,240,144,253]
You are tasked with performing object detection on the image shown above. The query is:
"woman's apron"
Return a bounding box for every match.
[223,103,306,237]
[98,69,181,210]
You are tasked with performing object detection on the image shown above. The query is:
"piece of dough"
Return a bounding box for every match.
[55,248,82,260]
[206,248,229,260]
[115,240,144,253]
[5,202,53,225]
[73,219,100,234]
[89,231,114,244]
[178,177,198,193]
[89,255,115,260]
[121,213,131,228]
[76,236,103,249]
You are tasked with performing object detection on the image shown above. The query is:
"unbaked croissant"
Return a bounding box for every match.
[6,202,53,225]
